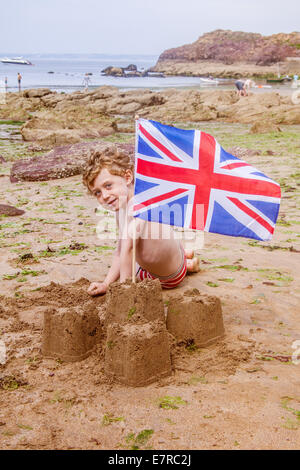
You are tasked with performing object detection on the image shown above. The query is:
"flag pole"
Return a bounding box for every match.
[132,114,139,284]
[132,215,136,284]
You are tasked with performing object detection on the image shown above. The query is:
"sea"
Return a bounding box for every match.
[0,53,294,95]
[0,53,202,93]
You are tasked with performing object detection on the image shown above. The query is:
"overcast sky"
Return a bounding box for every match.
[1,0,299,55]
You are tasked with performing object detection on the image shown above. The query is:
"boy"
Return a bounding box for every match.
[83,144,200,296]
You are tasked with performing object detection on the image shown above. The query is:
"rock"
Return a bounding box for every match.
[21,128,82,146]
[23,88,53,98]
[18,98,117,145]
[21,114,115,145]
[227,147,260,159]
[89,86,118,100]
[250,121,282,134]
[10,141,135,182]
[0,156,6,163]
[166,290,224,347]
[0,204,25,216]
[125,64,137,71]
[101,66,124,76]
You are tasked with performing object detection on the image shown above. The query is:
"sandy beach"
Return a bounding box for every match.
[0,88,299,449]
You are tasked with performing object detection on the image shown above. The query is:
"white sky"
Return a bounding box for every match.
[0,0,299,55]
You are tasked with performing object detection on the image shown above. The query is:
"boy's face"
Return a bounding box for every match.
[90,168,133,211]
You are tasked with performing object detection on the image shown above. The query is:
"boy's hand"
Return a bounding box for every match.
[87,282,108,296]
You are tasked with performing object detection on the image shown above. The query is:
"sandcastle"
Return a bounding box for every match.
[41,279,224,386]
[166,288,225,347]
[41,303,102,362]
[103,279,172,386]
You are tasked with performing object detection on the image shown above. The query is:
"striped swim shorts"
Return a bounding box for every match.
[136,245,187,289]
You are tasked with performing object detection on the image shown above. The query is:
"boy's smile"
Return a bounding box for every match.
[91,168,133,211]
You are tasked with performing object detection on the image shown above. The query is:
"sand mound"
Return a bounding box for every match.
[0,279,256,390]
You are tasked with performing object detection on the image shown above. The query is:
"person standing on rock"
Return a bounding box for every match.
[82,73,91,90]
[17,73,22,92]
[4,77,8,92]
[235,79,246,97]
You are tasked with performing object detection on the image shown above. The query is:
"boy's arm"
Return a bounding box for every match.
[119,217,145,282]
[119,235,133,283]
[87,241,121,295]
[103,241,121,285]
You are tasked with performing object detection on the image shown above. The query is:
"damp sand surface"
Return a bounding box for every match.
[0,122,299,449]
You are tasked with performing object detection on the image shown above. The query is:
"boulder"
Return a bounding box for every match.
[0,204,25,216]
[227,146,260,159]
[125,64,137,71]
[102,66,124,76]
[20,113,116,145]
[10,141,135,182]
[250,121,282,134]
[23,88,53,98]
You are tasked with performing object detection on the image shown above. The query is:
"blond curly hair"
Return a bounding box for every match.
[82,144,134,194]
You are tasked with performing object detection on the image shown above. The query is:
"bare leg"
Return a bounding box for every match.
[184,249,194,259]
[186,257,200,273]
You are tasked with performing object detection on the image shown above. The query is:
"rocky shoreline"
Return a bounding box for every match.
[0,86,299,149]
[151,59,300,79]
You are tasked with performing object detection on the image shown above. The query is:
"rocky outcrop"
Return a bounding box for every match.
[152,30,300,78]
[158,30,300,65]
[10,141,135,182]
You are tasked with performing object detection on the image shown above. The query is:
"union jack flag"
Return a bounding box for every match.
[133,119,281,241]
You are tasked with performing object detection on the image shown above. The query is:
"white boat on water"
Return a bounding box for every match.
[199,77,219,85]
[1,57,33,65]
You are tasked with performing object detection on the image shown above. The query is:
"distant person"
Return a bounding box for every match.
[244,78,255,96]
[82,73,91,90]
[4,77,8,91]
[235,79,246,97]
[17,73,22,92]
[244,79,255,96]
